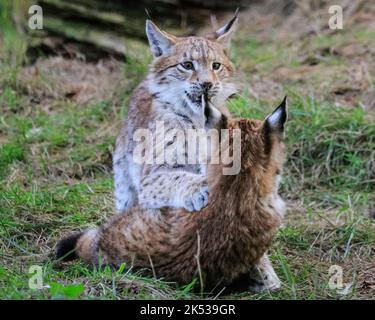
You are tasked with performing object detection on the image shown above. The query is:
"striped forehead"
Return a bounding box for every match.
[178,38,218,62]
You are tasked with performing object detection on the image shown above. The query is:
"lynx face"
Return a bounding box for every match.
[146,14,238,113]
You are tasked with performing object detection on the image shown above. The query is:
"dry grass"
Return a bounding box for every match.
[0,0,374,299]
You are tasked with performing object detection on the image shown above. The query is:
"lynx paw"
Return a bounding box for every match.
[183,185,209,212]
[248,268,281,293]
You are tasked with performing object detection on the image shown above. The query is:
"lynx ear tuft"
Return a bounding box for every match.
[215,9,239,50]
[145,20,176,57]
[265,96,288,133]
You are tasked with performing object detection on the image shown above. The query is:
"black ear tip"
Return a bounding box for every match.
[144,8,151,19]
[265,95,288,130]
[281,95,287,107]
[277,95,288,115]
[225,9,240,30]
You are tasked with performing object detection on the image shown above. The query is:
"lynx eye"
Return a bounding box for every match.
[212,62,221,70]
[181,61,194,70]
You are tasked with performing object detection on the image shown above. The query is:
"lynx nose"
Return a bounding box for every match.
[201,82,213,93]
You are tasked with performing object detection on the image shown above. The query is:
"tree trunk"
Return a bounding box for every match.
[16,0,255,60]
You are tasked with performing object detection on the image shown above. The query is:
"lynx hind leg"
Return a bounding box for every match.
[248,254,281,293]
[114,158,136,213]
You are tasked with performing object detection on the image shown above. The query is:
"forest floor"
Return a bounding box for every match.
[0,1,374,299]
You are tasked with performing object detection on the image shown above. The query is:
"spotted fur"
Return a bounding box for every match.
[113,15,238,213]
[57,98,288,293]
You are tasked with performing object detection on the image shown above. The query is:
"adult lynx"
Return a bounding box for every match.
[113,13,238,213]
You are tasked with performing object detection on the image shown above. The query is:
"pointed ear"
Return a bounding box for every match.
[145,20,177,57]
[265,96,288,135]
[215,9,239,50]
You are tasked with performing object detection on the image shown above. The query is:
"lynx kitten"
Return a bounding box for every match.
[113,13,238,213]
[56,98,288,293]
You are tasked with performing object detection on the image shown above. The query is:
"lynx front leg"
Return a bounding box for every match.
[139,170,209,212]
[248,254,281,293]
[113,156,138,214]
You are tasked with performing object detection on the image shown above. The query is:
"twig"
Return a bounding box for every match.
[147,253,157,279]
[195,230,204,295]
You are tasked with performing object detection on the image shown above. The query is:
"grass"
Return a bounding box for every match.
[0,3,374,300]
